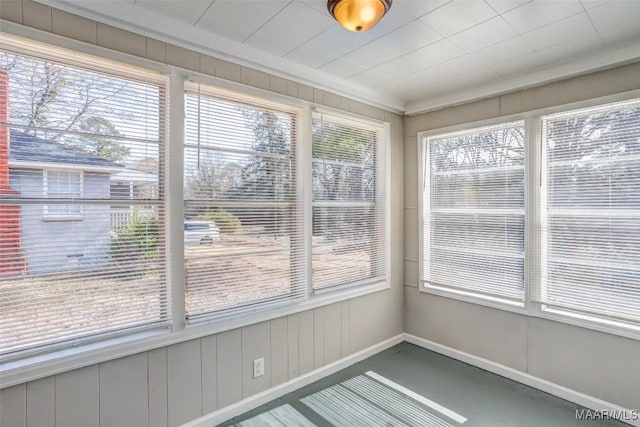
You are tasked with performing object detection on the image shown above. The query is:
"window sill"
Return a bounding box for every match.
[42,215,84,222]
[535,305,640,342]
[0,281,390,389]
[418,282,640,342]
[419,282,526,316]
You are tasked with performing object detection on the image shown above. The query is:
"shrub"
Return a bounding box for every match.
[196,209,242,234]
[112,214,160,266]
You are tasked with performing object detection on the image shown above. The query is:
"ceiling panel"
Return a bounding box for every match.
[135,0,213,24]
[406,39,465,69]
[484,0,531,14]
[244,2,334,57]
[521,12,595,51]
[597,19,640,46]
[420,0,497,36]
[196,0,290,42]
[464,35,534,68]
[587,0,640,32]
[390,0,451,18]
[285,26,369,68]
[580,0,613,9]
[536,32,603,65]
[318,56,369,79]
[361,55,425,80]
[502,0,584,34]
[344,20,442,69]
[449,16,517,52]
[491,51,545,77]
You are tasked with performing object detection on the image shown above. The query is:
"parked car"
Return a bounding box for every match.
[184,221,220,245]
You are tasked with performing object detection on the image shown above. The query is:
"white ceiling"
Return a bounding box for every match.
[40,0,640,114]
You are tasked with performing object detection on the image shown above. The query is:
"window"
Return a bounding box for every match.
[538,100,640,325]
[43,170,83,218]
[183,83,305,322]
[421,121,526,305]
[0,35,391,370]
[0,41,169,358]
[312,112,387,290]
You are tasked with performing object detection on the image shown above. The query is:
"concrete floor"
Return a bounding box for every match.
[223,342,628,427]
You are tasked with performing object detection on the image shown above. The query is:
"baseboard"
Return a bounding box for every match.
[183,334,405,427]
[404,333,640,427]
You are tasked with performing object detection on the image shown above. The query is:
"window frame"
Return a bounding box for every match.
[0,31,392,387]
[181,82,308,323]
[42,169,84,220]
[417,115,530,315]
[538,99,640,333]
[417,93,640,342]
[310,109,390,293]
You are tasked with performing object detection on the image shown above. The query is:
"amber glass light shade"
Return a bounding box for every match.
[327,0,392,32]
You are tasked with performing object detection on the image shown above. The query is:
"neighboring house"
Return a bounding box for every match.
[8,130,123,274]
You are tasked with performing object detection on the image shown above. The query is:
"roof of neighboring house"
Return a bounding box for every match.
[8,129,121,168]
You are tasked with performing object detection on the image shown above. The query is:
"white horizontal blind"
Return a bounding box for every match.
[423,121,525,303]
[538,100,640,324]
[0,41,169,357]
[311,112,386,290]
[184,83,304,322]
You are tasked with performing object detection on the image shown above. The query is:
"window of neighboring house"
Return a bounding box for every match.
[311,112,387,291]
[421,121,526,305]
[183,83,305,323]
[0,42,169,358]
[43,170,83,218]
[538,99,640,326]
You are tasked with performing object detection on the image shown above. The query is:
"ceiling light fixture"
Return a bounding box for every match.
[327,0,392,32]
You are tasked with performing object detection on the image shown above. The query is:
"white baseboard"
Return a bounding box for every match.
[404,333,640,427]
[185,333,638,427]
[183,334,405,427]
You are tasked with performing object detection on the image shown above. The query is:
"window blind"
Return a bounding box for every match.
[422,121,525,303]
[311,112,386,290]
[538,100,640,324]
[0,41,169,357]
[184,83,304,322]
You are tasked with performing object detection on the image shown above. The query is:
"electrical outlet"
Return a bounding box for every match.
[253,358,264,378]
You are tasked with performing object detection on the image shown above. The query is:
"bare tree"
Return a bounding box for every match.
[1,52,131,161]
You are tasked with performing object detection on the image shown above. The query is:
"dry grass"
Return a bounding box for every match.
[1,234,372,354]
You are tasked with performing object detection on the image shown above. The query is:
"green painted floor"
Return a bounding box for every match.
[223,342,628,427]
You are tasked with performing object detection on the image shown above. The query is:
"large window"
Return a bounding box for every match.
[420,100,640,333]
[312,112,387,290]
[0,35,390,369]
[183,84,305,322]
[0,42,168,357]
[539,100,640,325]
[421,122,526,305]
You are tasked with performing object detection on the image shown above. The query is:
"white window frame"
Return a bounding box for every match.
[0,29,391,388]
[418,115,529,314]
[418,93,640,342]
[311,108,390,294]
[42,169,84,220]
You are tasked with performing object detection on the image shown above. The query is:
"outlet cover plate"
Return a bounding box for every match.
[253,358,264,378]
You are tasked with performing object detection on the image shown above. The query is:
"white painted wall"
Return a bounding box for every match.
[0,2,404,426]
[403,61,640,412]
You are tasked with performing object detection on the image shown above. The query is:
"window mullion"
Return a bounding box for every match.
[169,70,186,331]
[302,105,314,297]
[524,115,540,313]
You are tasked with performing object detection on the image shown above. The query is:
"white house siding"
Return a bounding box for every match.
[10,168,112,274]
